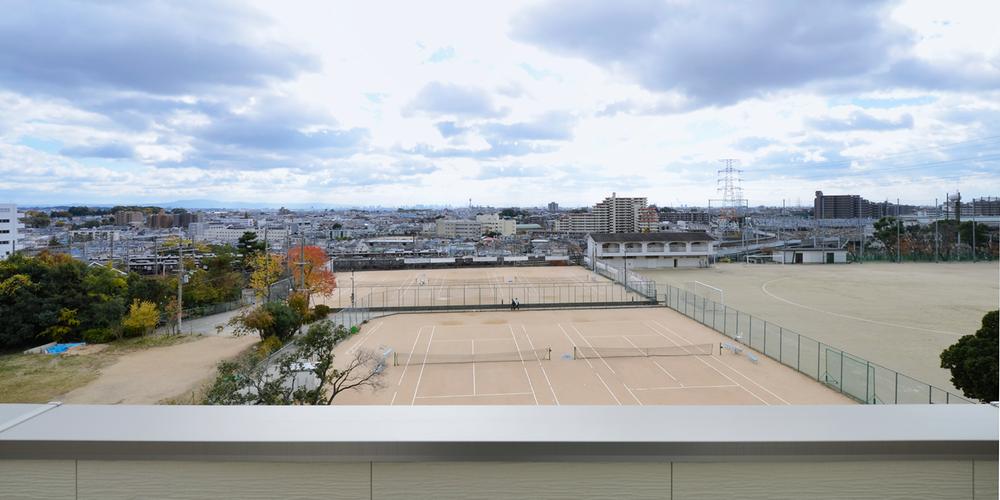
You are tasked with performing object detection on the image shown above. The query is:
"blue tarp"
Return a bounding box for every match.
[45,343,85,355]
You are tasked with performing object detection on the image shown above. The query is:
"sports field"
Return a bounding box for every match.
[638,262,999,393]
[332,307,852,405]
[317,266,651,309]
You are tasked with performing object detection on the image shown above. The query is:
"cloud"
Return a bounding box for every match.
[427,46,456,63]
[407,82,506,118]
[809,111,915,132]
[474,164,550,180]
[512,0,910,107]
[733,137,778,152]
[0,1,317,96]
[59,142,135,159]
[480,112,575,141]
[435,121,467,138]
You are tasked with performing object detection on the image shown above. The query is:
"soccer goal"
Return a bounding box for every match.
[684,281,724,306]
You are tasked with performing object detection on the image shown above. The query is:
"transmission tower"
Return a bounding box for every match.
[716,159,745,231]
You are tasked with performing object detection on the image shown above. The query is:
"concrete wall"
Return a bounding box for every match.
[777,250,848,264]
[2,459,995,499]
[604,255,707,269]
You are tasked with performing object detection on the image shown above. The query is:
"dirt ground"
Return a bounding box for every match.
[638,262,999,393]
[316,266,647,309]
[59,335,258,404]
[332,308,852,406]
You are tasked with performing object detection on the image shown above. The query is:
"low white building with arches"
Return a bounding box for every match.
[586,232,716,269]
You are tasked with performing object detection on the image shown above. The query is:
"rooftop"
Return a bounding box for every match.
[588,232,715,243]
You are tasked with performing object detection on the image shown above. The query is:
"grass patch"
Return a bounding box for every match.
[0,334,200,404]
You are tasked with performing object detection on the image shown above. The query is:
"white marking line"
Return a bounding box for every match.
[409,326,436,405]
[761,277,961,336]
[566,323,642,405]
[584,334,660,339]
[390,391,397,405]
[509,324,540,405]
[652,319,792,405]
[346,321,385,355]
[568,323,617,375]
[594,373,622,405]
[632,384,739,391]
[642,320,771,406]
[415,391,533,400]
[395,327,426,385]
[471,339,476,396]
[432,338,511,343]
[621,335,681,386]
[522,324,559,405]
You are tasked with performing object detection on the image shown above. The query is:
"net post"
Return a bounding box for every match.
[573,346,578,360]
[393,351,398,367]
[547,347,552,361]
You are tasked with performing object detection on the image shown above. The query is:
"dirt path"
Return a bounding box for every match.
[61,336,258,404]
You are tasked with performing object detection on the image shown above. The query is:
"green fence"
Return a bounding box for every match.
[661,284,975,404]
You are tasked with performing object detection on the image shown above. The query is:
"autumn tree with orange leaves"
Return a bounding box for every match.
[286,246,336,297]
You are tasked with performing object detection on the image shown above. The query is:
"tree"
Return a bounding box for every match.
[203,320,386,405]
[122,300,160,337]
[249,252,284,300]
[42,308,80,343]
[237,232,266,271]
[286,245,336,297]
[229,301,300,342]
[940,310,998,402]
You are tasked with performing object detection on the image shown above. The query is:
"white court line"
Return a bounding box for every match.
[522,324,559,405]
[642,321,771,405]
[567,323,642,405]
[761,277,960,336]
[346,321,385,355]
[594,373,622,405]
[509,324,539,405]
[621,335,681,386]
[649,319,792,405]
[431,337,511,343]
[389,325,426,406]
[583,334,660,339]
[632,384,739,391]
[471,339,476,396]
[415,392,532,399]
[409,326,437,405]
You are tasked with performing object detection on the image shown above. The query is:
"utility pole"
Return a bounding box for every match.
[154,236,159,276]
[972,199,977,262]
[177,238,183,332]
[934,198,939,263]
[896,198,901,263]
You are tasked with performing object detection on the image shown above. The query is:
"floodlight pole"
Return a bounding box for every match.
[896,198,900,263]
[934,198,939,263]
[972,200,976,262]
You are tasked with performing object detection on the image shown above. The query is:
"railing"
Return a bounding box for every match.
[584,257,658,301]
[660,283,976,404]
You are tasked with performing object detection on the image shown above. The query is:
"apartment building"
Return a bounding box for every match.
[475,213,516,237]
[435,218,482,239]
[556,193,648,233]
[0,203,18,259]
[113,210,145,226]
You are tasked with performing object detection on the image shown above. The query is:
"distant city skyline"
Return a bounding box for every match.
[1,0,998,206]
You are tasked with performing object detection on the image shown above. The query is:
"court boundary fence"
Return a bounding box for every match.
[584,257,658,301]
[659,283,976,405]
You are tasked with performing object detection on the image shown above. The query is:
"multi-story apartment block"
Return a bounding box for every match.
[435,219,483,240]
[476,213,516,237]
[0,203,18,259]
[114,210,145,226]
[556,193,648,233]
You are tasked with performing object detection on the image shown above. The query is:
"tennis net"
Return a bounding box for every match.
[573,343,715,360]
[393,348,551,366]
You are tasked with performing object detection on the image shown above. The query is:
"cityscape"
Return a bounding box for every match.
[0,1,998,499]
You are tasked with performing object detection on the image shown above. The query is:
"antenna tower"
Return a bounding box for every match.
[717,159,745,225]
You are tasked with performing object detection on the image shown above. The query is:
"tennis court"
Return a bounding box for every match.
[316,266,653,309]
[332,307,853,405]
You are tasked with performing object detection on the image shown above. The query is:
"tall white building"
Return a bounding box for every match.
[555,193,649,233]
[0,204,19,259]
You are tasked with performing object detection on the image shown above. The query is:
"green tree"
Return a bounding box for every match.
[940,310,998,402]
[122,300,160,337]
[229,301,300,342]
[237,232,266,271]
[204,320,386,405]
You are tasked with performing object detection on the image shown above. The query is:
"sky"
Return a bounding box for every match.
[0,0,998,208]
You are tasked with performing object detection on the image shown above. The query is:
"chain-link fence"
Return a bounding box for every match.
[661,283,975,404]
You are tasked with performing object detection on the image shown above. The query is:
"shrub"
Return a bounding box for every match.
[82,328,116,344]
[256,335,284,358]
[307,304,332,323]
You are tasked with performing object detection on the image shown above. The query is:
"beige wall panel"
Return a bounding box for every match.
[78,460,369,500]
[0,460,76,500]
[974,461,998,500]
[674,460,973,500]
[373,462,668,500]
